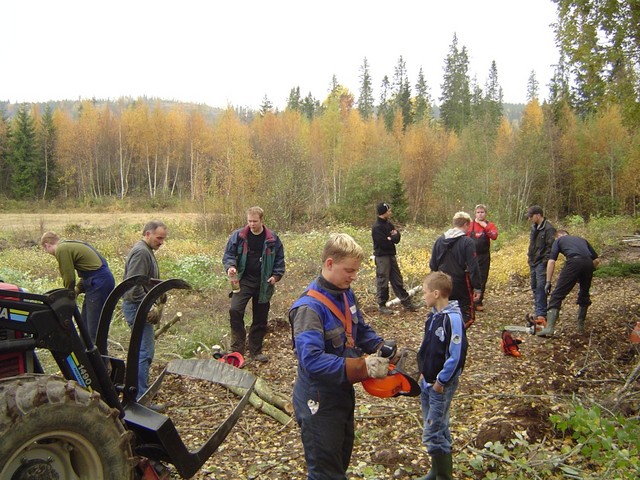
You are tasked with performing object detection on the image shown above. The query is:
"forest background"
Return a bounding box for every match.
[0,2,640,477]
[1,0,639,231]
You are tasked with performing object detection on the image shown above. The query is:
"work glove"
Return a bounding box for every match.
[158,292,168,304]
[378,340,397,359]
[147,304,164,325]
[74,281,85,296]
[365,356,389,379]
[545,281,552,295]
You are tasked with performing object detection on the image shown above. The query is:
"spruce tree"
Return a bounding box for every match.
[357,57,375,120]
[39,105,58,199]
[8,105,41,199]
[526,70,539,103]
[414,67,432,123]
[286,87,302,111]
[440,34,471,133]
[392,56,413,129]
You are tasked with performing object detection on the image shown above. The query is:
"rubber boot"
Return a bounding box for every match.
[415,466,435,480]
[415,464,436,480]
[434,452,453,480]
[577,305,588,334]
[537,308,559,337]
[416,453,442,480]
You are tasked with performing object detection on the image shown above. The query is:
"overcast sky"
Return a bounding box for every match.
[2,1,559,110]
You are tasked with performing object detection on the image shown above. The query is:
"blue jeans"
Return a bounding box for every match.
[420,375,460,456]
[122,300,155,400]
[530,263,548,318]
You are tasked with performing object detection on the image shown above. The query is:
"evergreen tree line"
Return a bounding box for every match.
[0,2,638,228]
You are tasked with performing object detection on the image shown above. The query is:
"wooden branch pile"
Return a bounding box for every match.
[621,234,640,247]
[229,376,294,425]
[152,310,294,424]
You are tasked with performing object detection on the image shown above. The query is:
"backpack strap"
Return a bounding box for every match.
[306,289,355,348]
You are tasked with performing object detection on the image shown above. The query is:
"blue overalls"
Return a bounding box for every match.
[77,244,115,353]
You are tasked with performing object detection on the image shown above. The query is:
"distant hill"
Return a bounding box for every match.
[2,98,526,125]
[0,97,225,123]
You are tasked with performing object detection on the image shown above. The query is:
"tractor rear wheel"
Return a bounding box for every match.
[0,374,135,480]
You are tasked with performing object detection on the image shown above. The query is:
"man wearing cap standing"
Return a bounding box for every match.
[372,202,418,314]
[526,205,556,325]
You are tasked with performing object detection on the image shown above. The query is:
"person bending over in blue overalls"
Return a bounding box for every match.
[41,231,115,353]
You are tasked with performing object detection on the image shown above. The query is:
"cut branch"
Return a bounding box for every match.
[228,385,292,425]
[155,312,183,339]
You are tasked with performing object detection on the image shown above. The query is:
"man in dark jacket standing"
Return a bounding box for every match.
[372,202,418,314]
[538,230,599,337]
[526,205,556,325]
[429,212,482,328]
[223,206,285,363]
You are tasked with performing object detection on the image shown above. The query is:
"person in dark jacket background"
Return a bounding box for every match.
[526,205,556,325]
[222,206,285,363]
[429,212,481,328]
[372,202,418,314]
[538,230,599,337]
[467,204,498,311]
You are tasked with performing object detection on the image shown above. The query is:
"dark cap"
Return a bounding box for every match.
[376,202,390,215]
[526,205,544,218]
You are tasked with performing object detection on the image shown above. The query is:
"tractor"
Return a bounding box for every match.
[0,276,256,479]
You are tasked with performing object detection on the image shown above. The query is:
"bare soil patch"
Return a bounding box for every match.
[152,270,640,479]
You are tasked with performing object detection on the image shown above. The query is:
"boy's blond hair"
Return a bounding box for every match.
[246,206,264,219]
[424,272,453,298]
[322,233,365,263]
[452,211,472,229]
[40,231,60,247]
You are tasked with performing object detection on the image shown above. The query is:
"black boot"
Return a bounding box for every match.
[577,305,588,334]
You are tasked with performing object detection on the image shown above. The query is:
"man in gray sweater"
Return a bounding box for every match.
[122,220,167,403]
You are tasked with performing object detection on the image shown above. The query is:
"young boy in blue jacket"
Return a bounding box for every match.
[417,272,468,480]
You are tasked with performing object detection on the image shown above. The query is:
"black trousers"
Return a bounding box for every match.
[375,255,410,306]
[549,257,594,310]
[294,382,355,480]
[450,273,474,326]
[229,276,270,355]
[475,253,490,305]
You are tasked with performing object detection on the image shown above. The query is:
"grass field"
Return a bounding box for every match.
[0,212,636,361]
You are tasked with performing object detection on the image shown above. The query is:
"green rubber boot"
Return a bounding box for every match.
[434,452,452,480]
[537,308,559,337]
[415,466,435,480]
[577,305,588,334]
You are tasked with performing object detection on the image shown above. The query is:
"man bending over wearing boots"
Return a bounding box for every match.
[538,230,599,337]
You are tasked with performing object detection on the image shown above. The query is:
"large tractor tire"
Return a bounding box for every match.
[0,374,135,480]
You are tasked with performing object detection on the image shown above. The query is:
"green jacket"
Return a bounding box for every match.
[222,225,285,303]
